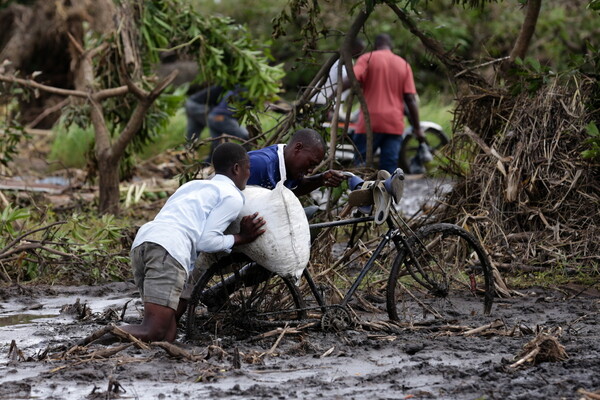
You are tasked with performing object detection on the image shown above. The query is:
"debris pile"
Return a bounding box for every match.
[440,75,600,270]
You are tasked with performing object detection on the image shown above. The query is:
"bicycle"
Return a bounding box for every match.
[185,181,495,339]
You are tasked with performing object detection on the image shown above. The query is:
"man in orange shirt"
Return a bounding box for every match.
[351,33,426,173]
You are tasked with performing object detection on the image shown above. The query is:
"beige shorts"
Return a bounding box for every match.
[131,242,187,310]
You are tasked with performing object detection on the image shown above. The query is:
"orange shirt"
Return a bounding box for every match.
[353,49,416,135]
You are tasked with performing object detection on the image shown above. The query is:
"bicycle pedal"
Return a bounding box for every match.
[348,188,373,207]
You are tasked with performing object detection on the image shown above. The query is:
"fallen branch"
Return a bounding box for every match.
[87,343,133,359]
[260,325,292,358]
[76,324,116,346]
[153,341,205,361]
[249,326,302,342]
[110,326,150,350]
[463,319,505,336]
[577,389,600,400]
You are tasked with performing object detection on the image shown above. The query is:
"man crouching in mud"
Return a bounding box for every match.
[121,143,266,342]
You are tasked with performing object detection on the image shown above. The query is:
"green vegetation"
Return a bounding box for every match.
[49,123,95,169]
[508,264,600,290]
[0,113,28,168]
[0,204,131,285]
[582,122,600,161]
[419,95,454,138]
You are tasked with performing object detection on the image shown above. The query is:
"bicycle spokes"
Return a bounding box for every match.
[387,223,494,323]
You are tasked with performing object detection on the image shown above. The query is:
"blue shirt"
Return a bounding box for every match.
[209,87,247,118]
[209,90,236,118]
[248,145,300,190]
[131,174,244,274]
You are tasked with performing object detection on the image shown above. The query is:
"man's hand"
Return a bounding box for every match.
[235,212,266,245]
[321,170,346,187]
[413,127,427,144]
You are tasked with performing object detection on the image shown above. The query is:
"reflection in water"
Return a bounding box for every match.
[0,314,57,327]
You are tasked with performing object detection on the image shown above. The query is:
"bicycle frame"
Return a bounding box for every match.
[304,213,406,311]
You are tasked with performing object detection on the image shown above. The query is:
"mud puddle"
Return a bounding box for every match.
[1,282,599,399]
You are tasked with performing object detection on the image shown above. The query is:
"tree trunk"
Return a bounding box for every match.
[340,10,373,167]
[509,0,543,62]
[97,151,121,215]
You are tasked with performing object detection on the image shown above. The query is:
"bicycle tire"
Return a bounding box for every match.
[398,127,449,173]
[186,259,306,339]
[386,223,494,323]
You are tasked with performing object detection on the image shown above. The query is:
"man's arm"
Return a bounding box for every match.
[292,170,346,197]
[404,93,425,143]
[198,196,247,253]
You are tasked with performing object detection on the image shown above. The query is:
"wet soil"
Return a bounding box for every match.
[1,282,599,400]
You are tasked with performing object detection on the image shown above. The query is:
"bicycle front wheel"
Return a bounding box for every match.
[186,260,306,340]
[386,223,494,323]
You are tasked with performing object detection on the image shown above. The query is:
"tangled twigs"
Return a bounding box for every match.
[8,340,26,364]
[509,332,568,369]
[442,75,600,271]
[0,221,67,261]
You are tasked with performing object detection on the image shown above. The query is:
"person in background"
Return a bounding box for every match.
[122,143,265,342]
[310,38,366,117]
[184,85,224,143]
[348,33,426,174]
[206,87,250,160]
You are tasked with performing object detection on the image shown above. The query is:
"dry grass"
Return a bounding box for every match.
[434,75,600,271]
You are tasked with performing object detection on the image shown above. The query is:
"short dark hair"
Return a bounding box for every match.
[375,33,392,50]
[288,128,326,152]
[212,142,248,174]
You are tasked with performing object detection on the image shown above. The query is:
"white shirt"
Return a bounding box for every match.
[310,60,348,105]
[131,174,244,274]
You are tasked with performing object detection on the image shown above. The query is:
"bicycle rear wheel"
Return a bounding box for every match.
[186,259,306,340]
[398,127,449,173]
[386,223,494,323]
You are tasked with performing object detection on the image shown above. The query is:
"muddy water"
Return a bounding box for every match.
[1,282,599,399]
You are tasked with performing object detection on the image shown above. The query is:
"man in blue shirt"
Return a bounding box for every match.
[247,128,346,196]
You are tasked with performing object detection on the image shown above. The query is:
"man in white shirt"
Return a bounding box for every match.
[310,38,365,114]
[122,143,266,342]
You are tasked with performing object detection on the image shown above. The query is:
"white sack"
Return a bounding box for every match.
[227,144,310,280]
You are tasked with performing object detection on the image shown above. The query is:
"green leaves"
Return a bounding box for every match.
[138,1,284,128]
[0,204,30,237]
[588,0,600,12]
[582,122,600,161]
[0,207,130,284]
[0,119,29,169]
[512,56,555,94]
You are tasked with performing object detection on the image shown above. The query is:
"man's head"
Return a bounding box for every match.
[283,128,326,181]
[212,142,251,190]
[374,33,392,51]
[351,37,366,58]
